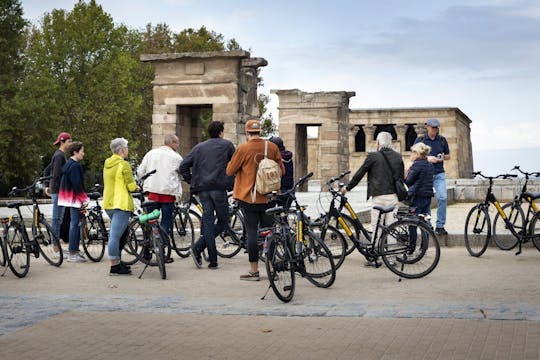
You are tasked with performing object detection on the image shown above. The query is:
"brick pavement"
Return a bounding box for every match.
[0,312,538,359]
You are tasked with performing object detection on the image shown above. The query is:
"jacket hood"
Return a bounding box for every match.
[281,150,293,161]
[62,158,78,173]
[104,154,125,169]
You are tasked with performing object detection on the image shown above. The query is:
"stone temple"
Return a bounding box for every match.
[142,51,473,185]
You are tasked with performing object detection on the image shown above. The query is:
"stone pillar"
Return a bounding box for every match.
[395,124,407,153]
[414,124,425,136]
[363,125,376,151]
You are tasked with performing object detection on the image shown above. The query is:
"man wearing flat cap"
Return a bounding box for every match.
[414,118,451,235]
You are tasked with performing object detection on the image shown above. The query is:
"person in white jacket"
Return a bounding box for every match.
[137,134,183,251]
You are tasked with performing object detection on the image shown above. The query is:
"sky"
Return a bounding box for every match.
[21,0,540,174]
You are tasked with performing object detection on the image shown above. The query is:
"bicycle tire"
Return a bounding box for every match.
[492,202,523,250]
[154,226,167,280]
[36,219,63,267]
[379,219,440,279]
[530,212,540,251]
[123,218,146,265]
[81,213,106,262]
[0,229,6,267]
[137,224,171,266]
[265,235,295,302]
[311,223,346,270]
[464,204,491,257]
[5,223,30,278]
[171,208,194,258]
[332,213,360,256]
[301,231,336,288]
[215,230,242,258]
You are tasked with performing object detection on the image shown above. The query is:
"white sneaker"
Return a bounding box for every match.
[52,251,62,259]
[67,253,87,263]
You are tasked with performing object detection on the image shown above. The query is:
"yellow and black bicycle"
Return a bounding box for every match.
[464,171,540,257]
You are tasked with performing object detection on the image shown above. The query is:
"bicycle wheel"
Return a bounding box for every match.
[5,223,30,278]
[301,231,336,288]
[265,235,295,302]
[153,226,167,280]
[380,219,440,279]
[530,212,540,251]
[123,219,146,265]
[215,231,242,258]
[332,213,361,256]
[81,213,107,262]
[464,204,491,257]
[492,202,523,250]
[36,219,63,266]
[170,207,194,258]
[311,223,346,270]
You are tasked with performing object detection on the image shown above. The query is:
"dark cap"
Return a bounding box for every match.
[269,136,284,150]
[53,132,72,145]
[245,119,261,133]
[425,118,440,128]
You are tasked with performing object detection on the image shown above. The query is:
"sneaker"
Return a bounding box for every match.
[67,253,87,263]
[52,251,62,259]
[364,260,381,268]
[190,247,202,269]
[110,264,132,276]
[166,257,174,264]
[62,248,70,256]
[240,271,260,281]
[435,227,448,236]
[119,261,131,270]
[208,263,218,270]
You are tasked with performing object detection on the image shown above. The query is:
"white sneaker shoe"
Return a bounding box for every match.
[67,253,87,263]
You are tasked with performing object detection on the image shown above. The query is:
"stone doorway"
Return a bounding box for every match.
[176,105,212,156]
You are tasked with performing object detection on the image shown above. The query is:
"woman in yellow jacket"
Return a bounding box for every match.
[103,138,139,275]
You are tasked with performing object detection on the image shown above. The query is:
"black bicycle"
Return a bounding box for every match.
[492,166,540,251]
[80,190,107,262]
[5,176,63,277]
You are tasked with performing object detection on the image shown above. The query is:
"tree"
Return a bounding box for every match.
[258,93,277,136]
[173,26,225,52]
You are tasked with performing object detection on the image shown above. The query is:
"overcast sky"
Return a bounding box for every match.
[22,0,540,155]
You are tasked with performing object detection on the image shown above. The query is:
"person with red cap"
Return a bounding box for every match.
[45,132,72,257]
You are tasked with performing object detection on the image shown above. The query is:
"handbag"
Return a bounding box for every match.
[380,151,408,201]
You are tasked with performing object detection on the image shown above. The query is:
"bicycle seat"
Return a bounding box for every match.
[524,192,540,200]
[265,206,284,216]
[373,205,395,214]
[7,202,23,209]
[87,192,101,200]
[141,200,160,211]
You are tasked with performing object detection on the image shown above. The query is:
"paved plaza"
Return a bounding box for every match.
[1,196,539,359]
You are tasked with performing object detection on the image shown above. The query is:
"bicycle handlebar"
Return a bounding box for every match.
[9,176,52,197]
[139,169,157,183]
[473,171,517,180]
[512,166,540,178]
[327,170,351,185]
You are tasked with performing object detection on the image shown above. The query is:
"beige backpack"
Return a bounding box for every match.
[251,141,282,201]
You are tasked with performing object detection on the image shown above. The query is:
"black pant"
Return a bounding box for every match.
[238,201,272,263]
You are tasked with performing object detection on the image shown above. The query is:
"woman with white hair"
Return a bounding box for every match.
[102,138,139,275]
[341,131,404,267]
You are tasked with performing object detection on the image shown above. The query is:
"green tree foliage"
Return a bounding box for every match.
[258,93,277,136]
[21,0,143,185]
[173,26,225,52]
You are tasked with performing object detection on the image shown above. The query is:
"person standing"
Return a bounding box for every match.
[180,121,236,270]
[341,131,404,266]
[45,132,72,257]
[226,118,284,280]
[137,134,183,259]
[414,118,450,235]
[269,136,294,193]
[58,141,89,262]
[405,142,434,216]
[103,138,139,275]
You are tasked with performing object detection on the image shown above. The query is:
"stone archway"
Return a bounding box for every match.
[141,51,267,148]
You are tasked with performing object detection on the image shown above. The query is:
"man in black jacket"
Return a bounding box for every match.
[179,121,236,269]
[341,131,404,266]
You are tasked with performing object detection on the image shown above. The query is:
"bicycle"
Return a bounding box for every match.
[316,172,440,279]
[0,217,10,276]
[5,176,63,278]
[262,172,337,303]
[80,190,107,262]
[492,166,540,251]
[124,169,169,279]
[465,171,540,257]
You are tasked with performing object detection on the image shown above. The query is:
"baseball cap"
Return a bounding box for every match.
[245,119,261,133]
[53,132,72,145]
[425,118,440,128]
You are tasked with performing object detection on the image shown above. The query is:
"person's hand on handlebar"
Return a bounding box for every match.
[340,186,348,195]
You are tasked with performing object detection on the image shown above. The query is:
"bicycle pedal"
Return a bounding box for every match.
[283,285,292,291]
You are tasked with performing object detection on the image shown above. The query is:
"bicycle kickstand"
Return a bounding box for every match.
[260,284,272,300]
[138,263,150,279]
[515,240,522,256]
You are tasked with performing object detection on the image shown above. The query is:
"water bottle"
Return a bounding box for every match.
[138,209,161,224]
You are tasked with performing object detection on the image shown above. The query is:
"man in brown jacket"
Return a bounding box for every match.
[226,118,284,281]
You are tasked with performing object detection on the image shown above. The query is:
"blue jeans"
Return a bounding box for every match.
[106,209,131,261]
[432,172,447,228]
[158,202,175,237]
[409,196,432,250]
[51,193,65,239]
[68,207,82,253]
[193,190,229,265]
